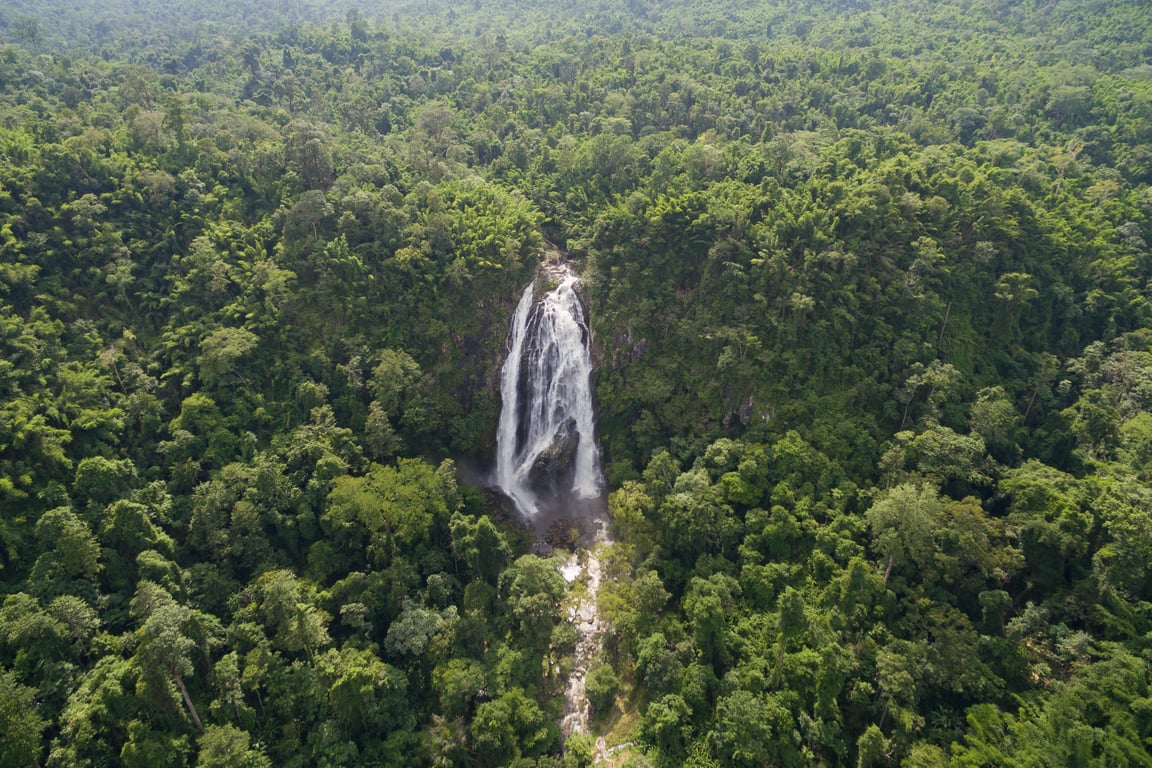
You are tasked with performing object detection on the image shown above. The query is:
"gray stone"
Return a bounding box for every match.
[528,417,580,497]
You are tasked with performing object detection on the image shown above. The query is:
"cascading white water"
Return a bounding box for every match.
[495,269,602,517]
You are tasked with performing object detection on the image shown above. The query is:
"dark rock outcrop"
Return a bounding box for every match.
[528,417,580,497]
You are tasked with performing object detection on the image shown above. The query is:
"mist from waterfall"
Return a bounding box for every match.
[494,269,602,518]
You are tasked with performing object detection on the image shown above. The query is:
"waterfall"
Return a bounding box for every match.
[495,268,602,517]
[495,264,612,750]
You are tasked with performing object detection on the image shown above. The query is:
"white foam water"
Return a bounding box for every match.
[494,269,602,517]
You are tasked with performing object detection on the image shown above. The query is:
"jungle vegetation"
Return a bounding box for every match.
[1,0,1152,765]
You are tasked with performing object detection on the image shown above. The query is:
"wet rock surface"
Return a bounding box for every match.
[528,417,580,497]
[560,545,603,741]
[480,486,531,528]
[545,519,582,551]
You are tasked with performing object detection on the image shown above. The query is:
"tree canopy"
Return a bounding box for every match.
[1,0,1152,765]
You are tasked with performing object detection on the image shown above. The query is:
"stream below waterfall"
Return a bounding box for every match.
[559,539,605,740]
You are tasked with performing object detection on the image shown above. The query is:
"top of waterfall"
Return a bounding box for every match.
[539,256,574,285]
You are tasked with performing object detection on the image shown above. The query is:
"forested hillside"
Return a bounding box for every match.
[2,0,1152,765]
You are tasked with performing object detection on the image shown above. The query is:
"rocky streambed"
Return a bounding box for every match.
[560,543,604,740]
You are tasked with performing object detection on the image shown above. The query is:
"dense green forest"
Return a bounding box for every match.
[2,0,1152,765]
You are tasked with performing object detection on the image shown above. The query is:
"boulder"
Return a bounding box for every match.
[528,417,580,497]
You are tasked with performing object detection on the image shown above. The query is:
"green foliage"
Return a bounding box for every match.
[325,458,459,570]
[470,688,558,764]
[198,328,260,388]
[0,0,1151,765]
[33,506,101,582]
[197,724,271,768]
[584,664,619,717]
[0,668,46,768]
